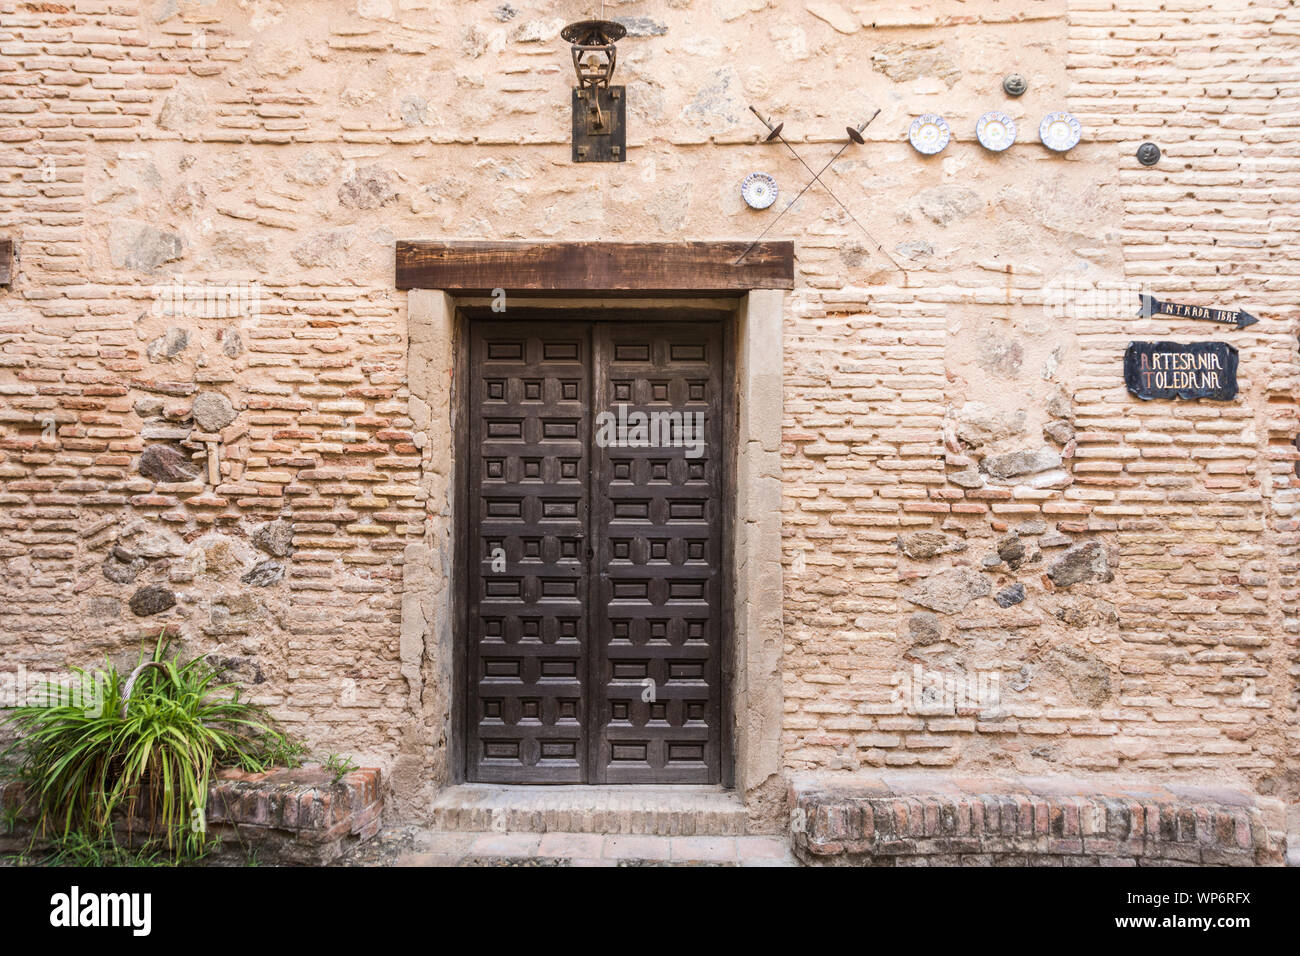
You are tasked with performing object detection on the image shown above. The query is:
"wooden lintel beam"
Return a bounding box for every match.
[394,240,794,293]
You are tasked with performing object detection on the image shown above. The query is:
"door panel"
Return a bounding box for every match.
[467,322,591,782]
[465,316,724,785]
[591,323,723,783]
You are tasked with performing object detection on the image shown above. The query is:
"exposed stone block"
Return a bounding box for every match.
[1047,542,1114,588]
[904,567,991,614]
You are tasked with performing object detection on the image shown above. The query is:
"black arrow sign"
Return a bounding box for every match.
[1139,293,1258,329]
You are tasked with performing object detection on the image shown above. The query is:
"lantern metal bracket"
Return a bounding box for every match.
[562,19,628,164]
[572,85,625,163]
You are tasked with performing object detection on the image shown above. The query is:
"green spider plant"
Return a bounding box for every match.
[1,636,300,859]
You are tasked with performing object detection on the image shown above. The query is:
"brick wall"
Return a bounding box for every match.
[781,0,1299,805]
[0,0,1295,813]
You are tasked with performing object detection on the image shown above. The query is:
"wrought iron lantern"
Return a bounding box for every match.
[561,19,627,163]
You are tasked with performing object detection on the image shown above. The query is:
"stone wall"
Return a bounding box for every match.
[0,0,1295,816]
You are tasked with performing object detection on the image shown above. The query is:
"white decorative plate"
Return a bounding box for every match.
[975,111,1016,152]
[740,172,778,210]
[908,114,951,155]
[1039,111,1082,152]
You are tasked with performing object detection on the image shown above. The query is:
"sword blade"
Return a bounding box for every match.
[734,141,852,264]
[776,144,903,271]
[738,110,899,273]
[740,109,902,272]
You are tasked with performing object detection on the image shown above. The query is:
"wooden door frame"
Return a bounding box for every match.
[455,306,734,786]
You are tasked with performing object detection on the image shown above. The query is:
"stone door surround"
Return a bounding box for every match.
[396,241,789,822]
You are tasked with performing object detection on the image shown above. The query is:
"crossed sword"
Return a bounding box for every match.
[736,105,903,274]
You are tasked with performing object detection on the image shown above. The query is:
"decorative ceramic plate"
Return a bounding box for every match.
[908,114,951,155]
[1039,111,1082,152]
[741,172,778,210]
[975,111,1017,152]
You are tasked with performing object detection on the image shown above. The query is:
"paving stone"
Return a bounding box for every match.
[736,836,795,859]
[670,836,738,862]
[604,835,673,861]
[537,832,604,858]
[468,832,542,856]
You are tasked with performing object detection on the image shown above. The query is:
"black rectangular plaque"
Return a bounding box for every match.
[1124,340,1238,401]
[1139,294,1257,329]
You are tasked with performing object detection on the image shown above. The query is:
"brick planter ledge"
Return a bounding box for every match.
[1,767,382,865]
[206,766,382,864]
[790,773,1288,867]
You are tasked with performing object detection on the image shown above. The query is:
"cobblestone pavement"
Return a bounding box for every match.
[337,825,797,867]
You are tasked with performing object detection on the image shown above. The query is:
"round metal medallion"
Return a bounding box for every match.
[1039,111,1082,152]
[908,114,952,156]
[1136,142,1161,166]
[741,172,778,210]
[976,111,1017,152]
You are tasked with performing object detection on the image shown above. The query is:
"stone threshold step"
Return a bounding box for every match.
[429,784,747,835]
[393,830,795,866]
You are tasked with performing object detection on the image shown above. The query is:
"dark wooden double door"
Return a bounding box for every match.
[465,316,726,784]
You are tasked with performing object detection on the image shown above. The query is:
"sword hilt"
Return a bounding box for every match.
[749,104,784,142]
[846,108,881,144]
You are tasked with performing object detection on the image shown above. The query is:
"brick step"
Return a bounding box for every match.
[790,772,1288,867]
[428,784,748,836]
